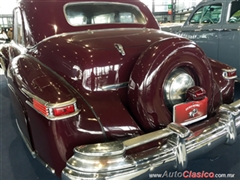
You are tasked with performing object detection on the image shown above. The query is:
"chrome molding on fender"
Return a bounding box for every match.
[15,119,36,157]
[222,68,237,80]
[114,43,126,56]
[62,99,240,180]
[15,119,55,174]
[101,82,128,90]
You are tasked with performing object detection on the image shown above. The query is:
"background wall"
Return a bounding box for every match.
[175,0,202,11]
[0,0,17,14]
[141,0,202,23]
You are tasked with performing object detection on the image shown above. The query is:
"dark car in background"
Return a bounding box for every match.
[0,0,240,179]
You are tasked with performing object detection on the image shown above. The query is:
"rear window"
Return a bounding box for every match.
[64,2,146,26]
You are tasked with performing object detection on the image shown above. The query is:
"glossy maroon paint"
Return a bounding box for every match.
[0,0,236,177]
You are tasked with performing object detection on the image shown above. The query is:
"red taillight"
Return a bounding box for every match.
[53,105,75,116]
[22,87,79,120]
[32,98,78,119]
[33,99,48,116]
[222,68,237,79]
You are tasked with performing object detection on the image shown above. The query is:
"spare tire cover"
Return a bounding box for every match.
[128,37,214,132]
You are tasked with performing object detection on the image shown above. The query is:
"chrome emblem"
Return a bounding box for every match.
[189,108,198,118]
[114,43,125,56]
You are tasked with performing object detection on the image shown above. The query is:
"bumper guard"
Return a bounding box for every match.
[62,99,240,180]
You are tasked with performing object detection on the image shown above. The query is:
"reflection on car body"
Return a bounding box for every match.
[0,0,240,179]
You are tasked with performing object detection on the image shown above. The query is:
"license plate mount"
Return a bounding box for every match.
[173,97,208,126]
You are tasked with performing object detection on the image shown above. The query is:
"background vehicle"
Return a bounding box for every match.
[0,0,240,179]
[161,0,240,77]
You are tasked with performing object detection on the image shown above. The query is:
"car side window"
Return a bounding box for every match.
[13,9,25,45]
[228,1,240,23]
[189,3,222,25]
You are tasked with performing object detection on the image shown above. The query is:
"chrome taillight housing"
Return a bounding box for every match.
[22,88,80,120]
[222,68,237,80]
[164,69,195,107]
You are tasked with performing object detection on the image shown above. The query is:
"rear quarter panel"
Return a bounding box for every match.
[218,24,240,76]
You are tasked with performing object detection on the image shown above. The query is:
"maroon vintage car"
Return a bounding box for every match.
[0,0,240,179]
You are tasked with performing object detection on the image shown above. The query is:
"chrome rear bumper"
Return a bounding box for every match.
[62,99,240,180]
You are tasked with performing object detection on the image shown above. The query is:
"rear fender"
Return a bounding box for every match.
[7,54,106,129]
[9,55,72,103]
[7,55,108,175]
[209,58,236,104]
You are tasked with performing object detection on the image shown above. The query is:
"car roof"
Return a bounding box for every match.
[17,0,159,44]
[197,0,226,4]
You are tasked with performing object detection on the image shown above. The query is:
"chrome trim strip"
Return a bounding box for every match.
[181,114,207,126]
[7,83,15,94]
[114,43,126,56]
[62,99,240,180]
[21,88,76,108]
[222,68,237,72]
[101,82,128,90]
[222,74,237,80]
[222,68,238,80]
[123,128,174,150]
[36,156,56,174]
[15,119,36,157]
[226,1,232,23]
[16,119,56,174]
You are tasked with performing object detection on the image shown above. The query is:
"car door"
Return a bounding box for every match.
[180,1,224,61]
[218,0,240,76]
